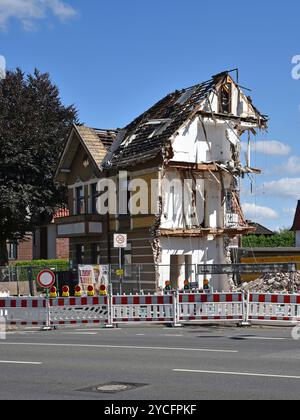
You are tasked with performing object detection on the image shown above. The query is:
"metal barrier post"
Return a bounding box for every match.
[106,291,114,328]
[173,290,182,328]
[43,295,52,331]
[239,291,250,326]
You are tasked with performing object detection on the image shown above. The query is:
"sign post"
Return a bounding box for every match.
[37,270,56,330]
[114,234,127,294]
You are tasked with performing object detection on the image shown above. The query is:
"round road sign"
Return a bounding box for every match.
[37,270,56,289]
[114,234,127,248]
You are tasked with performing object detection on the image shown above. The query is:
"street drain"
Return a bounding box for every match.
[80,382,147,394]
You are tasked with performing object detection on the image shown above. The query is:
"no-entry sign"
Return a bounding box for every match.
[114,234,127,248]
[37,270,56,289]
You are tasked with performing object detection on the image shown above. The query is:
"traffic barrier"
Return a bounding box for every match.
[2,292,300,329]
[112,295,174,324]
[49,296,110,326]
[177,293,245,323]
[247,293,300,323]
[0,297,47,326]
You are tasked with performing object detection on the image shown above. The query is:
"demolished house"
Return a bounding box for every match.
[55,71,268,292]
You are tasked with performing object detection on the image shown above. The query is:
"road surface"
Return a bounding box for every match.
[0,325,299,400]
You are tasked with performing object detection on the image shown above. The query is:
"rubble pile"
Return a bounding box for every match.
[237,272,300,294]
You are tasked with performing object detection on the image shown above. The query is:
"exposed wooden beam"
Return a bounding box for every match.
[159,226,256,238]
[166,162,219,172]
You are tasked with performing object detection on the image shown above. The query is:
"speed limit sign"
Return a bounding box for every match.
[114,234,127,248]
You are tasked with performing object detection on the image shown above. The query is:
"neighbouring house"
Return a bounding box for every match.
[291,200,300,247]
[7,209,70,263]
[246,221,275,237]
[55,71,267,291]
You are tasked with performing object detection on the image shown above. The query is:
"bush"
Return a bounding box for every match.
[242,230,295,248]
[13,259,69,271]
[10,260,70,282]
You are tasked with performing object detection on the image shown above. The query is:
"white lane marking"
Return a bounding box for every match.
[136,334,145,336]
[174,369,300,380]
[0,342,238,354]
[243,337,287,341]
[64,332,98,336]
[164,335,183,337]
[0,360,42,365]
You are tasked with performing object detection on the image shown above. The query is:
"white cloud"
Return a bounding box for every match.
[250,140,291,156]
[273,156,300,175]
[283,207,296,216]
[243,203,279,221]
[0,0,77,30]
[259,178,300,199]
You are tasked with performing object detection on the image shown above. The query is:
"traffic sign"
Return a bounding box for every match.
[37,270,56,289]
[114,234,127,248]
[116,269,124,277]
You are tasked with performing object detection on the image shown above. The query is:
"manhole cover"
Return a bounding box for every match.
[80,382,147,394]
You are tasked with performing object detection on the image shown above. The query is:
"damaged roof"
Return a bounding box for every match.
[55,125,117,182]
[106,71,267,169]
[75,125,116,164]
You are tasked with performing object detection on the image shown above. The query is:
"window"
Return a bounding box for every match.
[122,243,132,277]
[76,186,85,215]
[76,244,85,265]
[175,87,197,105]
[170,186,176,222]
[146,119,172,139]
[91,243,101,265]
[118,175,131,215]
[90,183,98,214]
[219,82,232,114]
[8,241,18,260]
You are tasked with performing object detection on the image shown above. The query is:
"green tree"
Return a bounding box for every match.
[0,69,78,265]
[242,229,295,248]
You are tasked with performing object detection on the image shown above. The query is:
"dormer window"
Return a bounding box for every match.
[219,82,232,114]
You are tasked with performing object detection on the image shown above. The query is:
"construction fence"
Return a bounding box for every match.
[1,291,300,329]
[0,262,297,297]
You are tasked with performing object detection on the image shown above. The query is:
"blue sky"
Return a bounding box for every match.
[0,0,300,231]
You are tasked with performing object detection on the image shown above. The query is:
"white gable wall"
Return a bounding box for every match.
[170,118,235,164]
[161,169,207,230]
[201,82,258,119]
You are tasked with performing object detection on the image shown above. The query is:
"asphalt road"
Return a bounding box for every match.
[0,324,299,400]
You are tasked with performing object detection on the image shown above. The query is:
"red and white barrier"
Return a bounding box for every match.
[177,293,244,322]
[49,296,109,326]
[2,292,300,329]
[0,298,47,326]
[247,293,300,323]
[112,295,174,323]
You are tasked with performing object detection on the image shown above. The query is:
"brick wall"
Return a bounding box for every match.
[56,238,69,260]
[17,236,33,261]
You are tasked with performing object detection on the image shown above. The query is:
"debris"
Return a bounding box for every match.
[237,272,300,294]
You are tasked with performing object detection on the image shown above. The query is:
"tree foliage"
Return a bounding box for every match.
[0,68,78,265]
[242,229,296,248]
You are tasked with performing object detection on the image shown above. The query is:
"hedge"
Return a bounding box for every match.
[6,260,70,282]
[13,259,69,271]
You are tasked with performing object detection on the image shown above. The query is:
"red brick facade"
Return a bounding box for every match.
[16,236,33,261]
[7,233,69,263]
[56,238,69,260]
